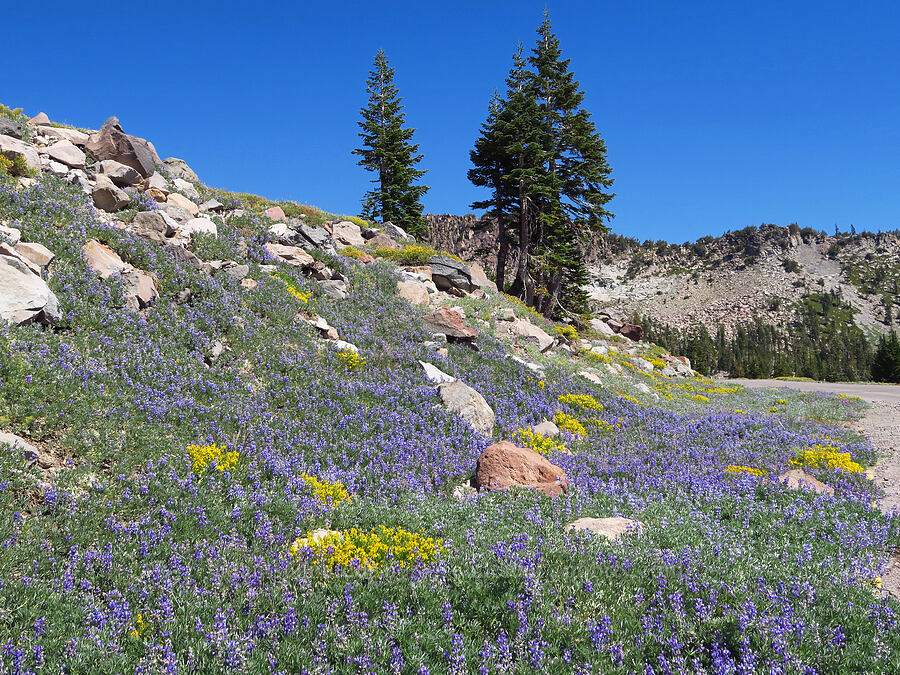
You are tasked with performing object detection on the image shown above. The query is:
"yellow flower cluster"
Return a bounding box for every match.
[289,526,444,570]
[776,399,787,405]
[583,351,610,364]
[286,283,312,303]
[340,246,367,260]
[791,444,863,474]
[725,465,766,477]
[554,325,579,342]
[621,394,642,405]
[337,349,365,371]
[769,406,780,413]
[558,393,604,411]
[647,357,668,370]
[691,394,710,402]
[300,472,351,506]
[514,428,565,455]
[187,443,240,474]
[554,412,586,436]
[587,418,616,432]
[130,613,148,639]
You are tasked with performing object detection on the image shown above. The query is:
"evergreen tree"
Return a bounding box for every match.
[527,12,615,315]
[468,46,548,291]
[353,50,429,236]
[467,12,614,317]
[872,332,900,383]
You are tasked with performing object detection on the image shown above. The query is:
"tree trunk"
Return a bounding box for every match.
[517,175,535,307]
[541,271,564,317]
[496,226,509,295]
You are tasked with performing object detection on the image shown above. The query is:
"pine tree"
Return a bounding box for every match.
[353,50,429,237]
[872,331,900,383]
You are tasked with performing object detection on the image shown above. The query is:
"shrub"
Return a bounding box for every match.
[0,153,37,178]
[514,428,565,455]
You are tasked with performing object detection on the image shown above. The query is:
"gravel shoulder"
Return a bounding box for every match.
[728,378,900,599]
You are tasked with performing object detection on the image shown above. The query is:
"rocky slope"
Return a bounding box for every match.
[428,214,899,337]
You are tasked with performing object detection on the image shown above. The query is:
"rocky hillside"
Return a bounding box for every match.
[429,214,899,338]
[1,106,898,672]
[590,225,900,336]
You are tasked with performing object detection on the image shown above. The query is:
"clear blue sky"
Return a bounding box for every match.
[5,1,899,242]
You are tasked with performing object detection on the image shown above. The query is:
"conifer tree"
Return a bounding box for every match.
[353,50,429,236]
[528,12,615,315]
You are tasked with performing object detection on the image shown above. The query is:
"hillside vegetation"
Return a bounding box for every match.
[1,110,899,672]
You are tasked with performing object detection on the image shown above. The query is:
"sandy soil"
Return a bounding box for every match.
[728,378,900,599]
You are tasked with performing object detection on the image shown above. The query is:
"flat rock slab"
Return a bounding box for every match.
[565,517,644,541]
[423,306,478,340]
[0,254,61,325]
[475,440,568,497]
[264,243,315,268]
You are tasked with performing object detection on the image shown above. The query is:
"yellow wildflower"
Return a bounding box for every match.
[554,412,586,436]
[187,443,239,474]
[725,465,766,477]
[514,428,566,455]
[337,350,364,371]
[286,283,312,303]
[289,525,444,570]
[558,393,604,411]
[300,473,351,506]
[791,444,863,474]
[130,613,147,639]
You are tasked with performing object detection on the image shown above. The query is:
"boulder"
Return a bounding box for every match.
[44,140,85,168]
[13,242,54,269]
[27,112,51,126]
[99,159,142,187]
[564,517,644,541]
[427,255,476,293]
[422,306,478,341]
[145,187,167,202]
[0,118,23,139]
[437,380,495,436]
[606,318,624,332]
[157,202,192,224]
[381,221,414,242]
[332,221,366,247]
[264,243,315,268]
[36,125,89,146]
[506,318,554,352]
[0,134,41,172]
[200,198,225,212]
[468,263,497,292]
[172,178,200,201]
[163,157,199,182]
[532,420,560,437]
[367,233,398,249]
[777,469,835,496]
[265,205,286,222]
[180,217,218,237]
[241,278,258,290]
[0,225,21,246]
[166,193,199,217]
[397,280,430,306]
[121,269,159,310]
[589,318,616,336]
[131,211,174,243]
[146,172,170,194]
[298,225,335,251]
[496,308,515,321]
[83,240,129,278]
[0,254,61,325]
[474,441,568,497]
[578,370,604,384]
[619,323,644,341]
[0,431,39,460]
[419,360,455,384]
[91,174,130,212]
[85,116,155,177]
[319,279,348,300]
[219,261,249,281]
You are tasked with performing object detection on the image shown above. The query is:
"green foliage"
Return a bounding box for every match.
[353,50,429,236]
[467,13,614,317]
[782,258,801,274]
[641,290,875,381]
[872,331,900,382]
[0,154,37,178]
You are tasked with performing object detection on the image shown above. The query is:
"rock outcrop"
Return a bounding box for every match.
[474,441,568,497]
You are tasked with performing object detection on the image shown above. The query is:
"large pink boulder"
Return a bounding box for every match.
[475,441,568,497]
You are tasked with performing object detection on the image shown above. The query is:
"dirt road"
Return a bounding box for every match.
[729,378,900,598]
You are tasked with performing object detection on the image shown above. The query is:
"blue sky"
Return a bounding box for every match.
[4,1,899,242]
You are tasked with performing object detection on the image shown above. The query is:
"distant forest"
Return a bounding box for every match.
[638,290,900,383]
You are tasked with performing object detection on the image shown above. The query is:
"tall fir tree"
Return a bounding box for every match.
[467,13,614,317]
[527,12,615,315]
[353,50,429,237]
